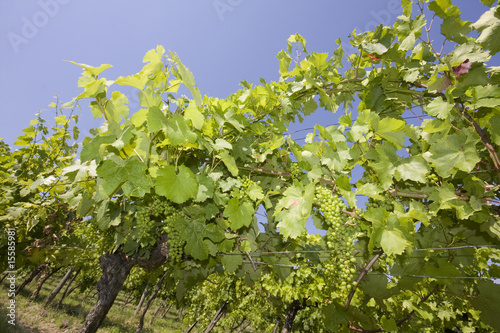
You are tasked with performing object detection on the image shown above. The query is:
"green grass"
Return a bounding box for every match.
[0,274,182,333]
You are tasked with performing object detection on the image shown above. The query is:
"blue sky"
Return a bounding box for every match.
[1,0,493,147]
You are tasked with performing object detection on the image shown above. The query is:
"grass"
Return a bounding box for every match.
[0,273,183,333]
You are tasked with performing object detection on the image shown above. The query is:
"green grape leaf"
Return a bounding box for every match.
[425,259,461,282]
[367,210,412,255]
[184,101,205,130]
[406,201,431,226]
[275,181,315,239]
[355,182,384,200]
[223,198,254,230]
[425,96,453,119]
[130,108,148,127]
[96,155,151,198]
[172,219,222,260]
[322,303,349,331]
[428,129,481,177]
[221,252,243,273]
[473,6,500,55]
[115,73,148,89]
[470,281,500,331]
[212,138,232,150]
[277,50,292,75]
[247,182,264,201]
[395,156,430,183]
[195,174,215,202]
[488,114,500,145]
[67,61,112,77]
[106,91,129,125]
[156,165,198,204]
[375,117,405,149]
[219,150,239,176]
[147,106,167,133]
[80,134,116,162]
[165,114,197,146]
[381,316,397,331]
[170,52,203,107]
[366,143,399,189]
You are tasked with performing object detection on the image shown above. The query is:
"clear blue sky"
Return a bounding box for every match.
[0,0,493,146]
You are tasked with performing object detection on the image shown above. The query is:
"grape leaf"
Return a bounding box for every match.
[428,129,481,177]
[452,59,471,78]
[115,73,148,89]
[381,316,397,331]
[184,102,205,130]
[67,61,112,77]
[165,114,197,146]
[147,106,167,133]
[275,181,315,239]
[170,52,203,107]
[96,155,151,198]
[156,165,198,204]
[172,219,223,260]
[366,209,412,255]
[80,134,116,163]
[247,182,264,201]
[221,252,243,273]
[219,150,239,176]
[223,198,254,230]
[473,6,500,55]
[395,155,430,183]
[425,96,453,119]
[470,281,500,331]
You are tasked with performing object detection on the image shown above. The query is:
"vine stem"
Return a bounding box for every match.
[238,166,336,186]
[458,104,500,184]
[345,251,383,311]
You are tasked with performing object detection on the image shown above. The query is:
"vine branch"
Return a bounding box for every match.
[345,251,383,311]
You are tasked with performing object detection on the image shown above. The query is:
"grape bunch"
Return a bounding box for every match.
[426,171,439,184]
[289,162,303,178]
[135,206,158,243]
[162,210,185,263]
[238,176,261,189]
[315,186,358,297]
[365,190,394,211]
[136,198,186,263]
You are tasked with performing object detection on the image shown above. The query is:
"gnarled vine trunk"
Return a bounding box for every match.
[204,301,228,333]
[79,252,133,333]
[30,265,60,302]
[44,266,74,308]
[135,284,150,317]
[15,263,47,295]
[136,274,165,333]
[281,300,304,333]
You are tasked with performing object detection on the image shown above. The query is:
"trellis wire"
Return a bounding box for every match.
[241,261,500,281]
[218,244,500,256]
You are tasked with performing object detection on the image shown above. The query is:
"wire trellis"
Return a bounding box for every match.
[240,261,500,281]
[217,244,500,257]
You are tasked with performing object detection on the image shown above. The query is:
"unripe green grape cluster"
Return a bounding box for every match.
[426,171,439,184]
[162,210,185,263]
[136,199,185,263]
[238,176,260,188]
[290,162,303,177]
[365,191,394,211]
[315,186,357,297]
[135,206,158,243]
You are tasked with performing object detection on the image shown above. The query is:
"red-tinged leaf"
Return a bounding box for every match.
[367,53,381,61]
[452,59,471,78]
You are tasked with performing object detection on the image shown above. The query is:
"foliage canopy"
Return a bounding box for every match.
[2,1,500,332]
